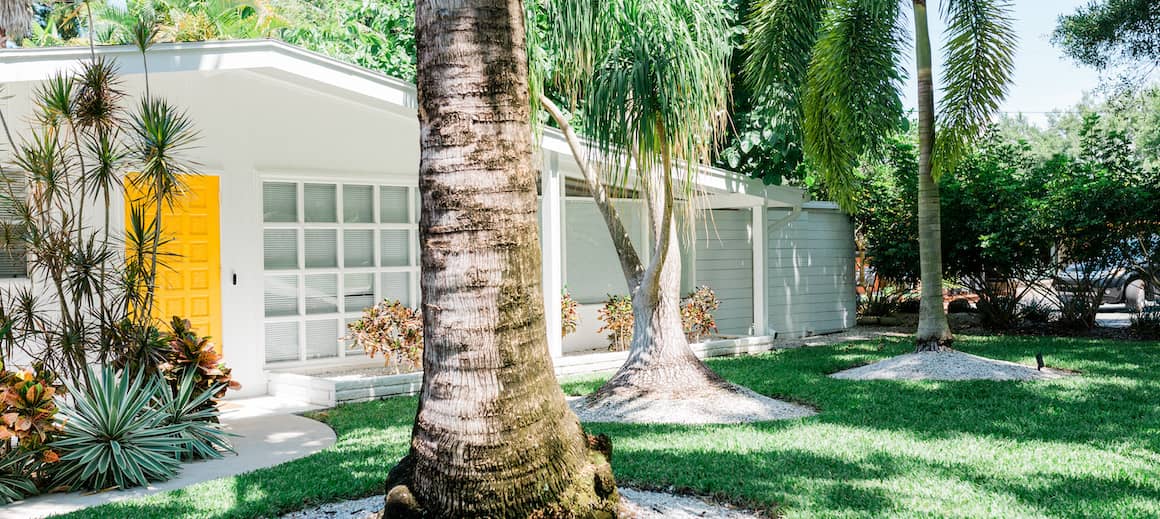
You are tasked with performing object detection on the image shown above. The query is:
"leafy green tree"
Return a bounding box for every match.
[939,132,1056,328]
[1053,0,1160,79]
[746,0,1017,351]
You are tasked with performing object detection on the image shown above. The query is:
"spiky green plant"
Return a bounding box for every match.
[52,366,187,491]
[745,0,1017,351]
[153,370,235,461]
[126,97,199,321]
[0,451,36,505]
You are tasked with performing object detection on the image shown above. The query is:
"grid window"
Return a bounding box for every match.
[262,181,419,364]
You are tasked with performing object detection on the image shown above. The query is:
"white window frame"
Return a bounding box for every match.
[261,178,420,366]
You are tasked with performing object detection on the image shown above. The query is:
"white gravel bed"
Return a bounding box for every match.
[569,383,815,424]
[279,488,764,518]
[830,350,1070,381]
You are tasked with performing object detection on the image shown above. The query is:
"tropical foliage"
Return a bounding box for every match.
[52,366,187,491]
[680,286,720,342]
[560,288,579,337]
[745,0,1018,351]
[597,294,634,352]
[344,299,423,372]
[1053,0,1160,80]
[163,317,239,399]
[152,369,235,461]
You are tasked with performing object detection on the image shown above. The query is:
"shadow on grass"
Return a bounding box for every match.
[51,335,1160,519]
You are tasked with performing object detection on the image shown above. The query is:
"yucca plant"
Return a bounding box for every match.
[52,366,186,491]
[153,371,234,461]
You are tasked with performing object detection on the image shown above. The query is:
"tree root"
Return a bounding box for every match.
[382,436,618,519]
[914,336,955,353]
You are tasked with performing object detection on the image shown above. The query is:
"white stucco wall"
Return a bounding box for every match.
[766,204,857,337]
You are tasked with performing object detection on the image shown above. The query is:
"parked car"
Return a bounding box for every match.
[1054,263,1156,312]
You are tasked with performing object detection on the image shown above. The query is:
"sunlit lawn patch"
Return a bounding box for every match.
[57,335,1160,518]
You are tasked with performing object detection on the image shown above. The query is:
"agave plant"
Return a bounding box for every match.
[52,366,186,491]
[153,371,235,461]
[0,451,36,505]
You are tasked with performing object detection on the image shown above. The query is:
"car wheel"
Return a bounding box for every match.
[1125,279,1147,313]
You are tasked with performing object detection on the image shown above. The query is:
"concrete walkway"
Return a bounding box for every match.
[1,397,334,519]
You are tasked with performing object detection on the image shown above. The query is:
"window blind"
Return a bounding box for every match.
[343,184,374,223]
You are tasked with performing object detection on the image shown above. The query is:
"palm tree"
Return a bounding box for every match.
[746,0,1016,351]
[382,0,618,517]
[0,0,33,47]
[536,0,741,407]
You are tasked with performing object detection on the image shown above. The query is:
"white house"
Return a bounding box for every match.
[0,40,855,400]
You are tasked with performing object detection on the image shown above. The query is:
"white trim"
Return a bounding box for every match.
[752,205,767,337]
[541,152,565,359]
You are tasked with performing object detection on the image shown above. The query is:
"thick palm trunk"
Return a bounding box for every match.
[913,0,953,352]
[384,1,617,517]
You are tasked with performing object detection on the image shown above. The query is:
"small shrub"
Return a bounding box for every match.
[164,317,241,400]
[1057,295,1101,330]
[561,288,579,338]
[153,371,235,461]
[947,299,973,314]
[681,286,720,342]
[1130,308,1160,339]
[345,300,423,371]
[0,364,63,502]
[53,366,187,491]
[858,283,906,317]
[597,295,633,351]
[0,366,63,455]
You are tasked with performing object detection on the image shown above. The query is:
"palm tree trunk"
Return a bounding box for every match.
[385,1,617,517]
[594,135,726,396]
[913,0,953,352]
[540,95,645,288]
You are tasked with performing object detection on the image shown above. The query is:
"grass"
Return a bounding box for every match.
[54,335,1160,518]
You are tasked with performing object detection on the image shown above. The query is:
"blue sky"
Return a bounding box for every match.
[900,0,1104,125]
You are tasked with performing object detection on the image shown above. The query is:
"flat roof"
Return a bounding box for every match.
[0,39,808,205]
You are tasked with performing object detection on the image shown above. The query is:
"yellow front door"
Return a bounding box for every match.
[126,176,223,350]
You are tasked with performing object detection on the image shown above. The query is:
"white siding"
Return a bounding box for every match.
[696,209,754,335]
[766,207,856,337]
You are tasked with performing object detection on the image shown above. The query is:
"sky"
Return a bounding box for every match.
[900,0,1105,126]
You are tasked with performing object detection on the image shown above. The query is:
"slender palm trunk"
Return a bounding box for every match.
[540,95,644,286]
[543,98,722,395]
[913,0,953,352]
[384,1,617,517]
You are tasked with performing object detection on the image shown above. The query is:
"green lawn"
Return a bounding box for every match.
[55,335,1160,518]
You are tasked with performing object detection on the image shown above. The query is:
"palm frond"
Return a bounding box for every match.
[933,0,1017,178]
[552,0,733,189]
[743,0,826,121]
[802,0,906,211]
[126,97,200,207]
